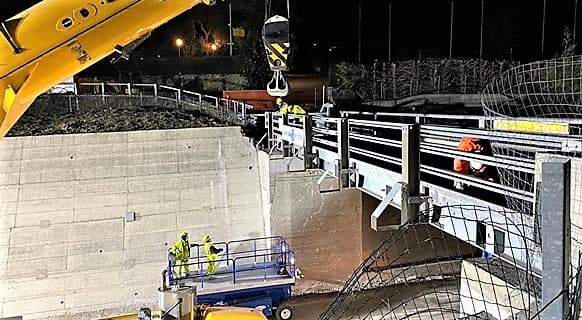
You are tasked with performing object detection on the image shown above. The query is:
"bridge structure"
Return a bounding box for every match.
[260,55,582,318]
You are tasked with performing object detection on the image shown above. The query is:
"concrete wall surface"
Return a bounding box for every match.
[0,127,265,319]
[269,169,363,283]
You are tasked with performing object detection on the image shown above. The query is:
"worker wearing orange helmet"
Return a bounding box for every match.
[453,137,493,190]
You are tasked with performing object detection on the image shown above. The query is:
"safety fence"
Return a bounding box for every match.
[47,82,255,124]
[319,205,582,320]
[166,236,296,289]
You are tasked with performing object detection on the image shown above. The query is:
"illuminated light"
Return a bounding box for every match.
[175,38,184,48]
[210,43,218,51]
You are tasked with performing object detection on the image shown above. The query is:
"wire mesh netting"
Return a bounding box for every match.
[481,55,582,217]
[319,205,582,320]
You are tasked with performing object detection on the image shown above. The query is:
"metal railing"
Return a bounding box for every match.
[49,82,255,123]
[166,236,295,288]
[266,111,581,210]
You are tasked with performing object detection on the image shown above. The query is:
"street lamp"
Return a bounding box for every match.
[175,38,184,59]
[211,43,218,52]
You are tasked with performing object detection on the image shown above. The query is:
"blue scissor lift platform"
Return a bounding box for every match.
[166,236,296,319]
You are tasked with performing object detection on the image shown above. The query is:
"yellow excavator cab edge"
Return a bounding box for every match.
[203,307,268,320]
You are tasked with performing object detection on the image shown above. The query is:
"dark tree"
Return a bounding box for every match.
[239,32,272,89]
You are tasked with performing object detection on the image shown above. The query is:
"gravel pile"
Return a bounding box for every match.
[7,104,241,137]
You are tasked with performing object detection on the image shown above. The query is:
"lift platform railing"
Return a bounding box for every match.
[166,236,295,288]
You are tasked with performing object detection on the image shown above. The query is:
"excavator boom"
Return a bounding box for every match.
[0,0,213,138]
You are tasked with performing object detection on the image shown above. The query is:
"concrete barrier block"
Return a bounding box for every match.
[177,149,220,162]
[76,165,127,180]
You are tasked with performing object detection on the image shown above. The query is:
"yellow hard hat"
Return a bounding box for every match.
[180,231,189,240]
[202,235,211,243]
[276,98,283,105]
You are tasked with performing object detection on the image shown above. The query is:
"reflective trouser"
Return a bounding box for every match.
[207,253,218,275]
[175,259,190,277]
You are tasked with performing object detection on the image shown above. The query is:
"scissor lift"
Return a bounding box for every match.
[166,236,296,320]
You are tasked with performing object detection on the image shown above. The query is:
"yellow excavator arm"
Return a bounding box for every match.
[0,0,214,138]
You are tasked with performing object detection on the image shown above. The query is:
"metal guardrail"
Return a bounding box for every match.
[265,111,581,210]
[50,82,255,122]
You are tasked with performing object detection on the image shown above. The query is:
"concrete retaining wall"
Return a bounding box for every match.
[0,128,265,319]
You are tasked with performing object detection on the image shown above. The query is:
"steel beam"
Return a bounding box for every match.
[401,124,420,225]
[541,158,571,319]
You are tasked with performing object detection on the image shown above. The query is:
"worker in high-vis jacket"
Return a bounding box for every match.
[202,235,223,276]
[168,231,191,278]
[276,98,306,116]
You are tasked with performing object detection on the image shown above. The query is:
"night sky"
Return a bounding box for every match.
[1,0,580,64]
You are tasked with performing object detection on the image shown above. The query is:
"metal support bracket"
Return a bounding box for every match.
[371,182,402,231]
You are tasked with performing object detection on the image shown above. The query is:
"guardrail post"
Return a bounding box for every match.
[541,158,571,319]
[101,82,106,102]
[154,84,158,97]
[401,124,420,225]
[266,112,274,150]
[303,115,314,169]
[337,118,350,188]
